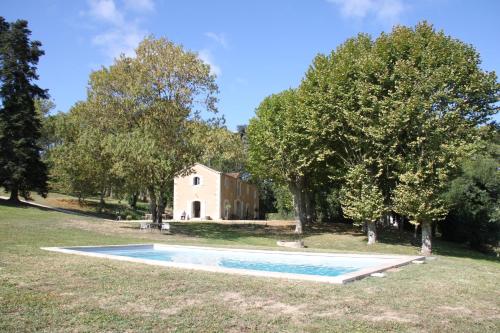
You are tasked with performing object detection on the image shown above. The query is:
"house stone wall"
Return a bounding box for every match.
[173,163,259,221]
[220,174,259,220]
[173,164,221,220]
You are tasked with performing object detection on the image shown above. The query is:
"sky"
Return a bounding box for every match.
[1,0,499,129]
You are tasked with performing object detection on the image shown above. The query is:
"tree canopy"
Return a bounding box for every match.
[0,17,48,201]
[248,22,499,253]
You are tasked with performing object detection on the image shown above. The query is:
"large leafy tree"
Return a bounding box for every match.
[298,23,498,254]
[247,89,315,233]
[0,18,48,202]
[49,102,117,207]
[299,34,391,242]
[382,23,499,255]
[86,37,218,224]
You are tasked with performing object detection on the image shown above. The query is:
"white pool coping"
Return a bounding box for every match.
[41,244,425,284]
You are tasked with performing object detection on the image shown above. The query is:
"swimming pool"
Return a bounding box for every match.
[41,244,424,284]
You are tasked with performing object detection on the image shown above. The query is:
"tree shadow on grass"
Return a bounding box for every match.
[167,221,370,244]
[374,223,499,262]
[0,198,32,208]
[169,222,300,242]
[431,239,499,263]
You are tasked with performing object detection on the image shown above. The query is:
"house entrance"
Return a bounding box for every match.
[192,201,201,218]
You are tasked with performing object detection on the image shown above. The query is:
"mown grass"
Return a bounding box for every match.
[26,191,150,220]
[1,201,499,332]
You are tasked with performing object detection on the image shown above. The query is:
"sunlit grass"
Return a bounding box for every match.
[1,202,499,332]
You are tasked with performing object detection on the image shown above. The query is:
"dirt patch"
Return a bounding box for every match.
[360,311,419,323]
[223,291,306,316]
[438,306,473,315]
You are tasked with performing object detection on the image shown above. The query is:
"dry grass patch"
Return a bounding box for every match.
[1,203,499,332]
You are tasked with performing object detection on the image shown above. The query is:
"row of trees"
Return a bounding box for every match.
[1,17,497,254]
[45,37,246,223]
[247,22,499,255]
[0,17,245,224]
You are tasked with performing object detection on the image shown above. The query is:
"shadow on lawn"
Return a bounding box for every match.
[375,223,499,262]
[170,222,298,242]
[169,221,366,243]
[169,221,499,261]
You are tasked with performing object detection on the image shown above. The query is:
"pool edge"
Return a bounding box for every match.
[40,244,425,284]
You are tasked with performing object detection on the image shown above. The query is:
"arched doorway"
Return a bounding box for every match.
[192,201,201,218]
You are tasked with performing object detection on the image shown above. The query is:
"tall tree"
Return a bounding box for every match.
[299,34,390,242]
[49,102,117,207]
[247,89,315,233]
[86,36,218,224]
[381,23,499,255]
[0,18,48,202]
[298,23,498,253]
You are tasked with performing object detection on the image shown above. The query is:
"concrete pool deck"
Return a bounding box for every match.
[41,244,425,284]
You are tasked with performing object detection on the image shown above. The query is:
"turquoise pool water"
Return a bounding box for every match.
[71,245,392,278]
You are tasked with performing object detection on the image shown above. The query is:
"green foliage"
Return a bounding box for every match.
[49,102,117,200]
[295,22,499,251]
[440,149,499,250]
[59,36,219,222]
[191,122,246,173]
[393,171,448,225]
[0,18,48,200]
[272,183,294,217]
[340,164,385,225]
[247,89,314,231]
[247,89,309,183]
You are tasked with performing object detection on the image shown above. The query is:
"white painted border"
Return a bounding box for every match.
[41,244,424,284]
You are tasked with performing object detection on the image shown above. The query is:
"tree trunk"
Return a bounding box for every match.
[98,189,106,213]
[156,190,165,228]
[431,221,437,238]
[149,188,157,223]
[367,221,377,245]
[421,221,432,255]
[130,192,138,209]
[397,214,403,234]
[289,180,306,234]
[9,187,20,203]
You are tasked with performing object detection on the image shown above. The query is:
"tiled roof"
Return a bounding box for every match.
[225,172,240,179]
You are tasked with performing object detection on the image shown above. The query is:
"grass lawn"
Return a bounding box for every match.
[1,201,499,332]
[24,191,150,220]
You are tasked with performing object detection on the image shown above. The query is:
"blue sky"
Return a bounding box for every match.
[1,0,499,129]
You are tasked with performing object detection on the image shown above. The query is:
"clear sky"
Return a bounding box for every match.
[1,0,499,129]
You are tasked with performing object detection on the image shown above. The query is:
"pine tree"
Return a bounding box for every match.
[0,18,48,202]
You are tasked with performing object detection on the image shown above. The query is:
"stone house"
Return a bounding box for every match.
[173,163,259,220]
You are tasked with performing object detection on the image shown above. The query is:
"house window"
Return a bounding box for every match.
[193,176,200,185]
